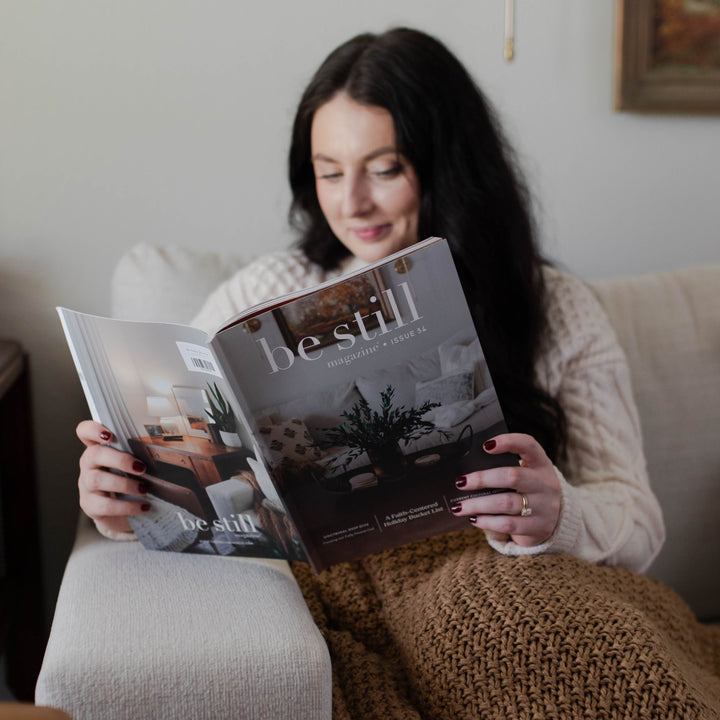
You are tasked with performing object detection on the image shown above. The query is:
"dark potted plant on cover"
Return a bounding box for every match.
[322,385,442,479]
[205,382,241,447]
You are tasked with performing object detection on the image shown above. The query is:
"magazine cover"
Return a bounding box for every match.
[211,238,512,571]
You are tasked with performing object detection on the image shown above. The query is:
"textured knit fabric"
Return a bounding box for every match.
[290,531,720,720]
[188,250,665,572]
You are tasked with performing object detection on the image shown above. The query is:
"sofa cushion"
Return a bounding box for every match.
[111,243,247,323]
[590,264,720,621]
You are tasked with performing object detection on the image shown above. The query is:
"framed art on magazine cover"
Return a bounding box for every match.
[272,269,395,353]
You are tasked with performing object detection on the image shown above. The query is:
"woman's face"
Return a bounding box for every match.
[311,93,421,264]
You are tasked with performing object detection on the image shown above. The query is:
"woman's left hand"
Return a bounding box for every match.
[451,433,561,547]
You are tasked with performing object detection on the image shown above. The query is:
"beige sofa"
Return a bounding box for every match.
[36,245,720,719]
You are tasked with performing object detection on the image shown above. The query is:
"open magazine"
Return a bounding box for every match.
[59,237,514,572]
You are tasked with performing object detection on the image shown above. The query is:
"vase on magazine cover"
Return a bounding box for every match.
[219,430,243,448]
[367,443,406,480]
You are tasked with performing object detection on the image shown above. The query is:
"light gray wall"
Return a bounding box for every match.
[1,1,718,620]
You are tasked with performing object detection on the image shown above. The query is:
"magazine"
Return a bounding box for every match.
[59,237,514,572]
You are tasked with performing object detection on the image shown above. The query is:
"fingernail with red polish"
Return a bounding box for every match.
[455,476,467,488]
[450,503,463,514]
[100,430,112,441]
[483,439,497,452]
[132,460,146,474]
[141,503,151,512]
[469,516,477,524]
[138,482,149,495]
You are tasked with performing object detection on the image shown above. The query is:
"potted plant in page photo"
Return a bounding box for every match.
[322,385,441,480]
[205,382,242,447]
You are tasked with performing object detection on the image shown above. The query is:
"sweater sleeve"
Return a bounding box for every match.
[485,270,666,572]
[191,257,277,334]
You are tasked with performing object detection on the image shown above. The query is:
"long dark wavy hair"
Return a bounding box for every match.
[288,28,566,463]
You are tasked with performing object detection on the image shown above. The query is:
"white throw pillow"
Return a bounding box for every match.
[260,381,363,444]
[206,477,255,518]
[355,367,417,413]
[355,349,440,412]
[257,417,324,463]
[415,369,475,407]
[438,338,488,393]
[112,243,246,323]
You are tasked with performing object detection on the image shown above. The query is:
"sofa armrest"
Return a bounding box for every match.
[36,517,331,720]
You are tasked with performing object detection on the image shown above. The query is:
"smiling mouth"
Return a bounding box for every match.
[352,224,392,241]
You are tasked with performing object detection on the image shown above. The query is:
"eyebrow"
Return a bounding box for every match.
[311,146,400,163]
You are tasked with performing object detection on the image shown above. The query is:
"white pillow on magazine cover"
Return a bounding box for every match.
[438,337,489,393]
[355,348,440,412]
[259,380,363,444]
[415,368,475,407]
[256,417,324,463]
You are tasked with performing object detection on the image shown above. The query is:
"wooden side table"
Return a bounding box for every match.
[131,435,251,488]
[0,703,72,719]
[0,341,46,701]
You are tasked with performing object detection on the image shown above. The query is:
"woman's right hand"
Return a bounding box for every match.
[77,420,151,535]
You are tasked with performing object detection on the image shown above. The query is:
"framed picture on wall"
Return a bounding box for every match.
[614,0,720,112]
[272,269,395,353]
[144,424,165,438]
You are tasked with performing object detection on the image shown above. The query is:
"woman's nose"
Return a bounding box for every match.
[342,176,374,217]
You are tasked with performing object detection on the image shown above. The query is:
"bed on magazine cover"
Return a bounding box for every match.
[255,328,504,485]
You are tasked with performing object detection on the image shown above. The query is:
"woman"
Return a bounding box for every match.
[76,28,720,719]
[79,28,663,564]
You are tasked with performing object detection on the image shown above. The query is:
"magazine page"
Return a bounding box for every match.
[57,308,305,561]
[210,238,514,572]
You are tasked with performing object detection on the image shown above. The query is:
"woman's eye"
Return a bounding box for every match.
[373,165,402,179]
[318,172,342,181]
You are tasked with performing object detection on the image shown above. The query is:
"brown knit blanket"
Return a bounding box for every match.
[292,529,720,719]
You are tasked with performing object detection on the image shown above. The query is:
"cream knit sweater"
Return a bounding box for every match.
[103,249,666,572]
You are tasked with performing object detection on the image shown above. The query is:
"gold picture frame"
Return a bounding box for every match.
[614,0,720,112]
